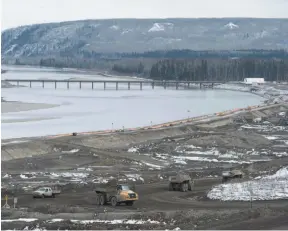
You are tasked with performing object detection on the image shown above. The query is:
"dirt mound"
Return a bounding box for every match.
[186,130,271,149]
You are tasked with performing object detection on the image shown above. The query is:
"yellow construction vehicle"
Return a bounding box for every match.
[95,180,138,206]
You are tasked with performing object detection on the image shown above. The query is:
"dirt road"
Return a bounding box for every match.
[1,103,288,230]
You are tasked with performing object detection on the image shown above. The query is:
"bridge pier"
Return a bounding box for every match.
[79,81,82,89]
[104,82,106,90]
[128,82,130,90]
[92,82,94,89]
[152,82,154,89]
[42,81,44,88]
[30,81,32,88]
[116,82,118,90]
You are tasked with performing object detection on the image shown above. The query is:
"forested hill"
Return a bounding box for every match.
[2,18,288,57]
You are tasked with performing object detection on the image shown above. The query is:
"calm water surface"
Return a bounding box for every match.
[1,65,263,139]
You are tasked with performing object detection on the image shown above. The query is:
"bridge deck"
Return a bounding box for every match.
[4,79,226,84]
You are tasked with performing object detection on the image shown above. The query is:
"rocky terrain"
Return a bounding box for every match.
[1,103,288,230]
[2,18,288,57]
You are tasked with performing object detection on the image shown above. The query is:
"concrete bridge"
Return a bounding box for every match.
[4,79,226,90]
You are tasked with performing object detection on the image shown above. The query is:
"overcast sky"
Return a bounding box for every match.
[2,0,288,30]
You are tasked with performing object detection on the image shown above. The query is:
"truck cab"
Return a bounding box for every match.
[116,184,138,199]
[95,183,138,206]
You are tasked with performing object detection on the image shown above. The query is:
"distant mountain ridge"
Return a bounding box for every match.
[2,18,288,58]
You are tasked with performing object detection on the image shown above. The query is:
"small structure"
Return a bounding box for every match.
[243,78,265,85]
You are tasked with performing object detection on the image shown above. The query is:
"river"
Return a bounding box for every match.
[1,65,263,139]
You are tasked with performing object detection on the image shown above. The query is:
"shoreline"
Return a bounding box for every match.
[2,101,287,142]
[1,91,287,141]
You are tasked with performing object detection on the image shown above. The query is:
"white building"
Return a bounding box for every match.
[243,78,265,85]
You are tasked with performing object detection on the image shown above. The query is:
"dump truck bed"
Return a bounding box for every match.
[52,189,61,194]
[169,173,191,183]
[95,186,116,193]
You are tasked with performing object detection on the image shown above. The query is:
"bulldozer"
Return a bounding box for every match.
[222,169,244,183]
[168,172,194,192]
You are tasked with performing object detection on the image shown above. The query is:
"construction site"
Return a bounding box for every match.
[1,101,288,230]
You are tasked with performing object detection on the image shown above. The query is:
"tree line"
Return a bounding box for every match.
[118,49,288,59]
[72,49,288,59]
[4,51,288,82]
[149,59,288,82]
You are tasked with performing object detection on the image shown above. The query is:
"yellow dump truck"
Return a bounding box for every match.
[95,182,138,206]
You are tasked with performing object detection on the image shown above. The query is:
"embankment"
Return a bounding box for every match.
[2,103,287,161]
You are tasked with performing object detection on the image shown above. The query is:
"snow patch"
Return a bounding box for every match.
[20,174,35,179]
[3,174,11,178]
[128,147,139,153]
[77,167,93,172]
[62,149,79,153]
[2,218,38,222]
[23,226,47,231]
[148,23,173,32]
[121,29,133,35]
[174,159,187,165]
[224,22,239,29]
[110,25,120,30]
[142,162,163,170]
[273,152,288,157]
[48,219,64,223]
[263,135,280,140]
[49,172,89,179]
[70,219,162,224]
[173,156,251,164]
[92,176,114,184]
[1,140,28,145]
[125,174,145,182]
[207,167,288,201]
[4,44,18,55]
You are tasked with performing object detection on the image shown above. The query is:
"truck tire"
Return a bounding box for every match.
[111,197,118,207]
[185,183,189,192]
[126,201,134,206]
[96,195,100,205]
[169,183,173,191]
[180,183,185,192]
[99,194,105,206]
[188,182,192,191]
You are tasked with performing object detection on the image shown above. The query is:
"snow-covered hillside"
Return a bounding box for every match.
[2,18,288,56]
[207,167,288,201]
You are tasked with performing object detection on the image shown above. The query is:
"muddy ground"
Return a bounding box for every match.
[1,104,288,230]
